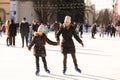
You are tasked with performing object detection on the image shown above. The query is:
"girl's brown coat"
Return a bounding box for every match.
[28,33,57,57]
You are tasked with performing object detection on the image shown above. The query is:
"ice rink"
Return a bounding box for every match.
[0,32,120,80]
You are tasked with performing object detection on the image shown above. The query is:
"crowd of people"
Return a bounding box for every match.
[0,17,120,47]
[90,23,120,39]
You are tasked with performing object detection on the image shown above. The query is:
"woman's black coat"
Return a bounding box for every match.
[56,24,83,54]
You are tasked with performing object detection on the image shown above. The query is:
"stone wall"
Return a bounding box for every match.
[0,0,10,22]
[10,0,37,23]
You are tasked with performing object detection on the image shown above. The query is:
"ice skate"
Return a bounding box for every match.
[75,67,81,73]
[63,68,66,74]
[45,69,50,74]
[35,70,40,76]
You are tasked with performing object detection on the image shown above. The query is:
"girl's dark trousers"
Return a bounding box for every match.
[35,56,48,71]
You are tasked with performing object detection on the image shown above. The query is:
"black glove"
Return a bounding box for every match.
[28,46,31,51]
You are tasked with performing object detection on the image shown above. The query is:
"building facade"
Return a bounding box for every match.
[0,0,10,22]
[11,0,85,24]
[10,0,95,25]
[85,5,95,25]
[10,0,37,23]
[85,0,95,25]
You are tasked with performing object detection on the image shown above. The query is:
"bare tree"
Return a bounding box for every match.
[96,9,112,25]
[32,0,58,24]
[32,0,85,23]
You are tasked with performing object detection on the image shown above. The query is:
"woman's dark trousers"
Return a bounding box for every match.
[63,53,78,69]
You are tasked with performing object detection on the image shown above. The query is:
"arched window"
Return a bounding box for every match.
[0,8,6,22]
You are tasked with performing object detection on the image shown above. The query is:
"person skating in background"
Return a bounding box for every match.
[85,23,89,33]
[28,20,39,43]
[111,24,116,37]
[72,22,79,35]
[105,23,112,37]
[28,26,58,76]
[9,19,17,46]
[1,24,6,34]
[52,21,60,35]
[99,24,105,38]
[5,20,10,46]
[78,23,84,38]
[91,23,97,39]
[56,16,84,74]
[0,20,3,37]
[32,20,39,32]
[20,17,29,48]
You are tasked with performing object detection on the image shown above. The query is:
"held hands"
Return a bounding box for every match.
[57,41,60,45]
[28,47,31,51]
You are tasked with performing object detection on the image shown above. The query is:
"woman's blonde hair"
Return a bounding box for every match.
[64,16,71,23]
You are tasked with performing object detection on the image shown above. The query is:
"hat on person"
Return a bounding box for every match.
[64,16,71,23]
[37,24,45,32]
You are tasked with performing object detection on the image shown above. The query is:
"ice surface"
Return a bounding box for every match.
[0,32,120,80]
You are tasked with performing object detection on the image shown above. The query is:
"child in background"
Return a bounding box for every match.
[5,20,10,46]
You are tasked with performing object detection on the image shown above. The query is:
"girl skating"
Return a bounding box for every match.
[28,25,58,76]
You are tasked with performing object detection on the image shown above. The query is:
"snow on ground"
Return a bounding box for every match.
[0,32,120,80]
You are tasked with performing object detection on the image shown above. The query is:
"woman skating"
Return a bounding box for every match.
[56,16,84,74]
